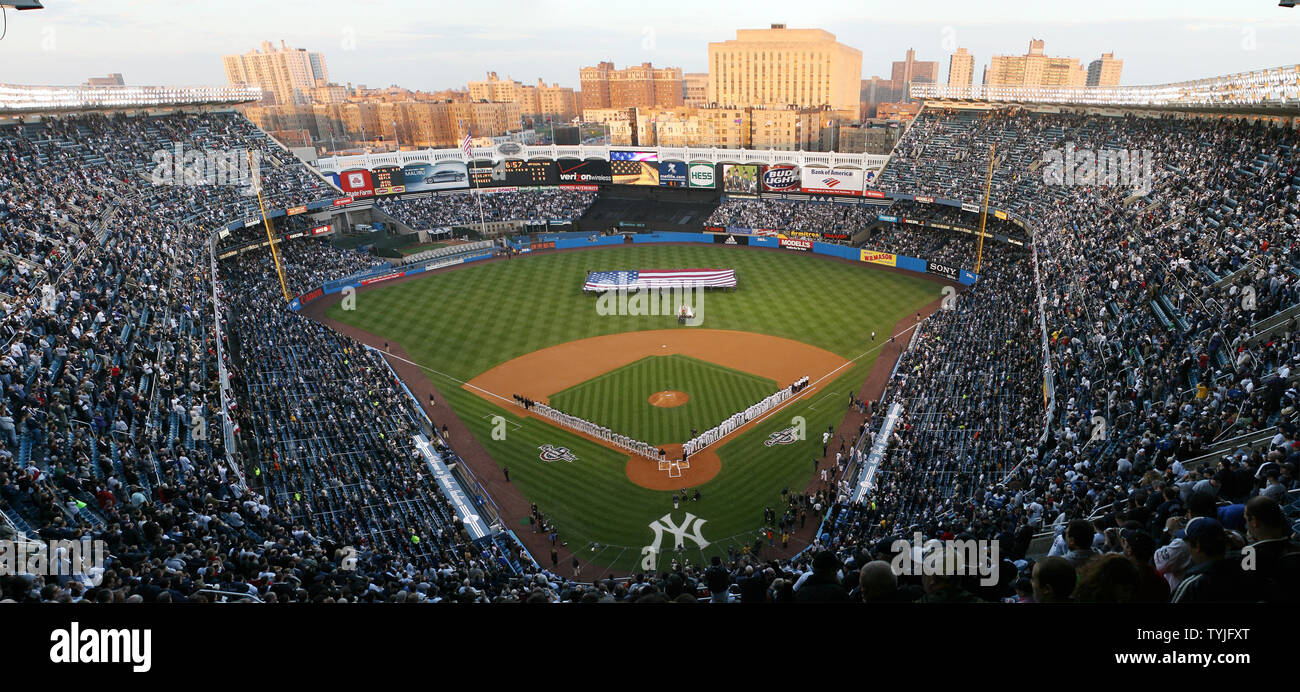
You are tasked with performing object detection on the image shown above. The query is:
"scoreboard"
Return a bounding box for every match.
[502,159,557,185]
[469,160,558,186]
[371,165,405,195]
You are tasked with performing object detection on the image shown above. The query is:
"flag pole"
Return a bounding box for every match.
[462,119,488,238]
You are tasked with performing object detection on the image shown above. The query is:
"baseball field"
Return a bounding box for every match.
[320,244,941,572]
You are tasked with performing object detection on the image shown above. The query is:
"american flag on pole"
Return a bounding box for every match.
[583,269,737,292]
[460,121,472,159]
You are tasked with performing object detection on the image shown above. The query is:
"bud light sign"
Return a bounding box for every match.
[762,165,799,192]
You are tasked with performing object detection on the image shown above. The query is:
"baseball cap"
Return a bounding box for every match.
[1184,516,1224,543]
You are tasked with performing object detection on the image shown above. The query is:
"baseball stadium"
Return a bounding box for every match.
[1,7,1299,620]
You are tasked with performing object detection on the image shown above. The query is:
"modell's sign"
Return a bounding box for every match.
[913,195,934,204]
[860,250,897,267]
[780,238,812,251]
[863,190,886,199]
[762,165,799,192]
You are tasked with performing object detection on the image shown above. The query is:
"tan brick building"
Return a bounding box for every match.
[708,25,862,111]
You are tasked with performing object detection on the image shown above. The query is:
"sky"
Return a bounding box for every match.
[0,0,1297,90]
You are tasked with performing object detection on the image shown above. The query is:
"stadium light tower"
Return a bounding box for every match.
[249,150,291,302]
[974,143,996,274]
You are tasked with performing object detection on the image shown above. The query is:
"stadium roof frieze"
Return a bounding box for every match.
[911,64,1300,114]
[316,144,890,173]
[0,83,263,115]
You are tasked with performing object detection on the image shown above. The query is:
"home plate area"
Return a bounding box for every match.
[464,329,849,490]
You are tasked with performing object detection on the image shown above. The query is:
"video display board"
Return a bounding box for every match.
[402,162,469,192]
[610,151,659,186]
[722,164,759,195]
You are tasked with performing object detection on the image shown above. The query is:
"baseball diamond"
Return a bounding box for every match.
[314,244,940,571]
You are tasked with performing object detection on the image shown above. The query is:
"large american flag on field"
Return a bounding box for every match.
[583,268,737,291]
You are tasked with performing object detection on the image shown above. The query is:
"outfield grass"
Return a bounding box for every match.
[549,354,776,445]
[326,244,939,570]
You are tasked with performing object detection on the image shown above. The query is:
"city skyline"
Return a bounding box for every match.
[0,0,1297,91]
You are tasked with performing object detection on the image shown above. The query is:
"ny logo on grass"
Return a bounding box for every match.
[596,286,704,326]
[640,512,709,572]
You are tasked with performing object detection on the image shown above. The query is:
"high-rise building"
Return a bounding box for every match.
[223,40,329,106]
[529,80,578,122]
[83,73,125,87]
[579,62,614,109]
[986,39,1086,87]
[860,76,899,119]
[891,48,939,100]
[1087,52,1124,86]
[947,48,974,88]
[468,72,523,103]
[708,25,862,111]
[469,73,577,124]
[683,73,709,107]
[579,62,683,109]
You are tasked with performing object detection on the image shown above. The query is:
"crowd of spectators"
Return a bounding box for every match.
[767,107,1300,602]
[377,189,595,231]
[706,198,881,237]
[4,105,1298,603]
[0,111,584,604]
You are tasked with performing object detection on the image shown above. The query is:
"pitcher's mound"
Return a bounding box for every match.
[648,390,689,408]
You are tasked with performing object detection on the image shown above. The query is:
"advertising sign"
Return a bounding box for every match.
[658,161,688,188]
[928,261,959,281]
[860,250,897,267]
[800,166,864,196]
[761,165,800,192]
[688,163,716,188]
[339,169,374,198]
[780,238,812,252]
[403,161,469,192]
[557,158,613,185]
